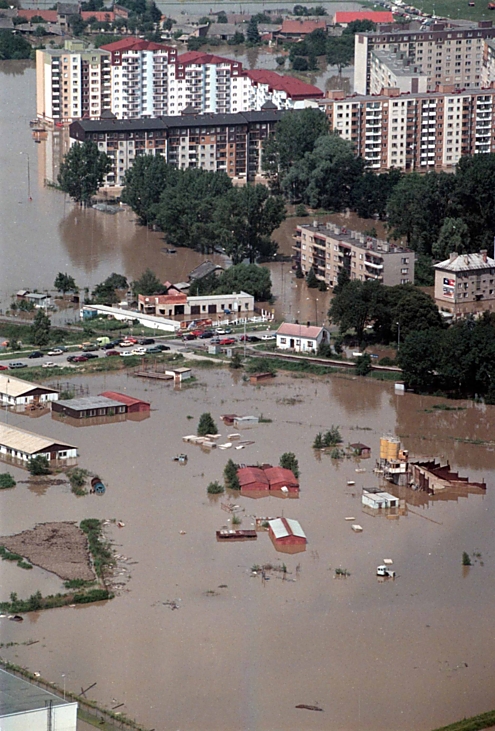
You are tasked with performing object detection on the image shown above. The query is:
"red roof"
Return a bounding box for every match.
[264,467,299,488]
[101,38,174,52]
[81,10,115,21]
[177,51,237,66]
[246,70,323,99]
[99,391,150,408]
[237,467,269,489]
[276,323,324,339]
[334,11,393,24]
[138,293,187,305]
[280,19,327,35]
[19,9,57,21]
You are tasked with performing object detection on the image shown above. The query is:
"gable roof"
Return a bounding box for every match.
[334,10,394,24]
[99,391,150,407]
[177,50,237,65]
[268,517,307,539]
[100,38,173,52]
[19,9,58,21]
[434,252,495,272]
[0,374,58,399]
[81,10,114,21]
[0,423,76,455]
[237,466,269,488]
[246,69,323,99]
[263,466,299,487]
[276,323,324,339]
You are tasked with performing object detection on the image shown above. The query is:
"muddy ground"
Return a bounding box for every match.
[0,522,95,581]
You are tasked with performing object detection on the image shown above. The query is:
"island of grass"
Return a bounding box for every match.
[0,519,115,614]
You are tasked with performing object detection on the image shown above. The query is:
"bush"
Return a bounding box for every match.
[0,473,16,489]
[295,203,308,217]
[462,551,472,566]
[355,353,372,377]
[322,426,342,447]
[313,432,324,449]
[27,456,50,476]
[379,357,396,366]
[197,412,218,436]
[279,452,299,478]
[230,351,243,369]
[292,55,309,71]
[207,481,224,494]
[66,468,89,496]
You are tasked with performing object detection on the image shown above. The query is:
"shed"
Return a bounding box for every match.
[99,391,150,413]
[52,396,126,419]
[220,414,238,425]
[0,374,59,408]
[249,372,275,384]
[362,489,399,510]
[264,466,299,492]
[0,668,77,731]
[165,367,192,383]
[233,415,259,428]
[237,466,270,491]
[268,517,307,550]
[350,442,371,458]
[0,423,77,465]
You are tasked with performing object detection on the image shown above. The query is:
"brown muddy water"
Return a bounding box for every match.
[0,367,494,731]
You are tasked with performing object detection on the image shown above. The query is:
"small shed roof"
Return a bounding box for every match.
[268,517,306,539]
[0,423,76,455]
[99,391,150,407]
[350,442,370,450]
[0,374,58,398]
[56,396,123,411]
[277,323,324,339]
[188,260,223,281]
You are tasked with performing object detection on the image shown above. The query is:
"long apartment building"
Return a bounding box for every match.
[37,41,322,124]
[354,20,495,95]
[319,84,495,172]
[294,222,415,288]
[69,107,283,185]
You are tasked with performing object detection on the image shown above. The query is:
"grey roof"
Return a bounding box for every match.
[56,395,124,411]
[57,2,80,14]
[188,260,223,280]
[0,18,13,29]
[434,252,495,272]
[0,423,76,455]
[0,374,58,398]
[0,669,72,716]
[207,22,244,37]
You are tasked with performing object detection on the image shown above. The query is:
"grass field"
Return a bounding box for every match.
[408,0,495,21]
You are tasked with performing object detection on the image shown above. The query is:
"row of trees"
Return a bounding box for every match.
[122,156,286,263]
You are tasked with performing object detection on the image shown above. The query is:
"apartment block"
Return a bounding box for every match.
[434,250,495,317]
[36,41,111,123]
[354,20,495,95]
[369,49,428,95]
[294,221,415,288]
[69,107,283,186]
[319,84,495,172]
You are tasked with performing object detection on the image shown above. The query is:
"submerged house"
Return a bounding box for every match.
[52,396,127,420]
[99,391,150,413]
[0,423,77,465]
[268,517,307,551]
[0,374,59,409]
[362,488,399,510]
[237,465,299,495]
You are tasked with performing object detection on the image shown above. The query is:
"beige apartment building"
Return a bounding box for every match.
[319,84,495,172]
[434,250,495,317]
[354,20,495,95]
[294,222,415,288]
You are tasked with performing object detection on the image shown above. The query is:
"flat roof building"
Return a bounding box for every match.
[0,668,77,731]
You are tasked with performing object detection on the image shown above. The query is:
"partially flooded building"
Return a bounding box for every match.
[0,423,77,466]
[0,374,59,409]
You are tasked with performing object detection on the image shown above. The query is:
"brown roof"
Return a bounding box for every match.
[280,19,327,34]
[237,467,269,488]
[264,466,299,487]
[277,323,324,339]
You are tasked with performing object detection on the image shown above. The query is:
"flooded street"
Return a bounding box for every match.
[2,61,495,731]
[0,368,494,731]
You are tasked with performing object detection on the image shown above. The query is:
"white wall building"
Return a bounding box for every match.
[0,374,59,408]
[276,323,330,353]
[0,669,77,731]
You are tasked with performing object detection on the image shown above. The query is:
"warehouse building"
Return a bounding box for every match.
[268,517,307,552]
[52,395,127,420]
[0,424,77,466]
[0,668,77,731]
[0,374,59,409]
[99,391,151,413]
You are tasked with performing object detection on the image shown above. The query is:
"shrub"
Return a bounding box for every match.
[0,473,16,489]
[66,467,89,496]
[313,432,324,449]
[322,426,342,447]
[197,412,218,436]
[355,353,372,377]
[224,459,240,490]
[27,456,50,476]
[232,513,242,525]
[279,452,299,478]
[295,203,308,216]
[207,481,224,494]
[230,351,243,369]
[462,551,472,566]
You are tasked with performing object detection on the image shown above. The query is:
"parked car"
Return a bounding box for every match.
[8,362,27,369]
[0,365,8,371]
[138,338,155,345]
[210,337,221,344]
[154,344,170,351]
[42,361,58,369]
[219,337,236,346]
[106,350,121,357]
[72,355,89,363]
[103,341,120,350]
[66,354,78,362]
[120,340,135,348]
[182,333,197,341]
[82,344,99,352]
[47,348,64,356]
[239,334,260,342]
[83,352,99,359]
[120,351,134,357]
[199,331,214,339]
[261,334,276,341]
[215,327,232,335]
[132,347,147,355]
[28,350,44,358]
[146,346,162,354]
[190,329,204,337]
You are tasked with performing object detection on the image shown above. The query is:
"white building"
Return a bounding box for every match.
[0,374,59,408]
[0,668,77,731]
[0,424,78,464]
[362,488,399,510]
[276,323,330,353]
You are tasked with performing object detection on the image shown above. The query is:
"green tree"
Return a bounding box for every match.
[58,141,112,205]
[69,13,87,35]
[355,353,372,376]
[30,309,51,347]
[397,328,441,391]
[197,412,218,436]
[54,272,77,294]
[0,473,16,489]
[28,456,51,476]
[326,35,354,74]
[228,31,245,45]
[230,351,243,369]
[122,154,177,226]
[352,169,402,220]
[207,481,224,494]
[279,452,299,478]
[246,17,260,44]
[0,30,32,59]
[343,19,376,34]
[328,279,381,341]
[262,108,329,191]
[34,25,46,37]
[432,217,470,261]
[306,268,319,288]
[292,56,309,71]
[452,154,495,250]
[313,432,324,449]
[190,263,272,301]
[216,10,228,22]
[132,268,164,296]
[462,551,472,566]
[105,273,128,290]
[224,459,240,490]
[216,185,285,264]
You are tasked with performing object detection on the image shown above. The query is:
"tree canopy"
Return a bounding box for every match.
[190,263,272,301]
[54,273,78,294]
[58,141,112,205]
[132,268,165,296]
[0,30,31,59]
[121,154,177,226]
[30,309,51,347]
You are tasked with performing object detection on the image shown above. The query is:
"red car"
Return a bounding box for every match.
[0,364,8,370]
[219,337,236,346]
[73,355,89,363]
[105,350,120,357]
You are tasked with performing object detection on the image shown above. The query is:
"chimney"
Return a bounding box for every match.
[481,249,488,263]
[449,252,458,262]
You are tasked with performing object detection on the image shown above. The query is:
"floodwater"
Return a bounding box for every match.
[0,368,495,731]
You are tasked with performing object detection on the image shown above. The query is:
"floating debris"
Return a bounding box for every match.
[351,524,363,533]
[295,704,323,712]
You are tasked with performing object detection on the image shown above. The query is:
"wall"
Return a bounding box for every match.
[1,703,77,731]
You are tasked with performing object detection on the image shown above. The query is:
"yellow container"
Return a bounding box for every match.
[380,438,388,459]
[387,439,400,461]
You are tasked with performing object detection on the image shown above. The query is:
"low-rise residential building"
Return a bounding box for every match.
[138,291,254,318]
[276,323,330,353]
[0,374,59,409]
[294,222,415,288]
[320,84,495,172]
[52,395,127,419]
[276,18,327,40]
[434,250,495,317]
[69,107,283,185]
[0,423,77,465]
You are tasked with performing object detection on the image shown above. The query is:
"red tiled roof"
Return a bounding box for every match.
[101,38,173,52]
[81,10,115,21]
[19,10,57,21]
[280,19,327,34]
[264,467,299,487]
[138,293,187,305]
[276,323,324,339]
[99,391,150,407]
[237,467,269,488]
[177,51,237,65]
[246,69,323,99]
[334,11,394,23]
